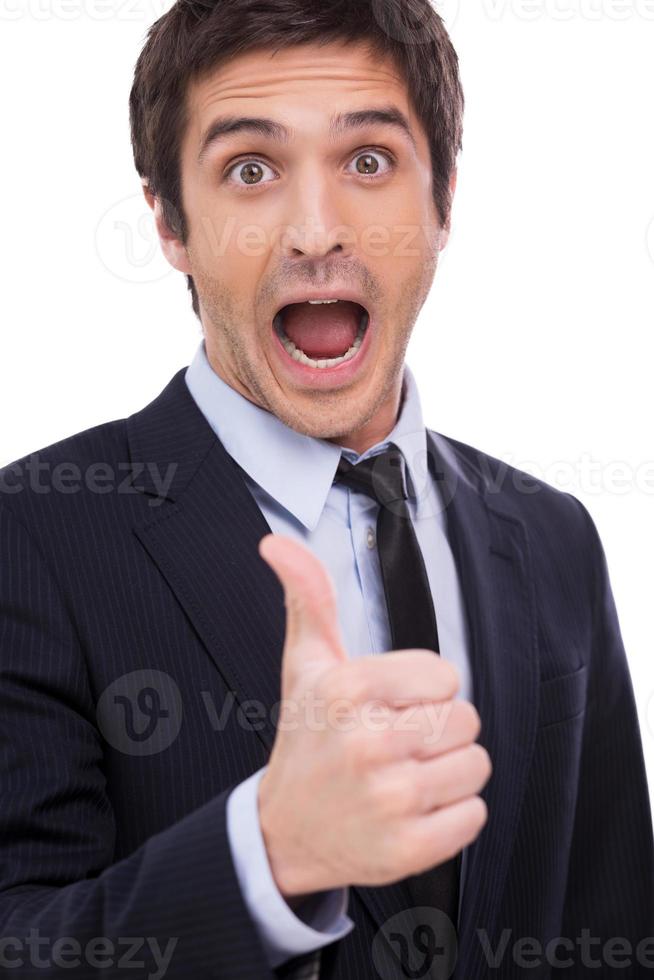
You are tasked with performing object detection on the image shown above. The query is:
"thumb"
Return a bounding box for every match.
[258,532,348,690]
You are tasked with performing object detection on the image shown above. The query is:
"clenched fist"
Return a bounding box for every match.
[257,532,491,900]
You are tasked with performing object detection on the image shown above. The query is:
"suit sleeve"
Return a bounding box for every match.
[559,494,654,977]
[226,766,354,969]
[0,499,277,978]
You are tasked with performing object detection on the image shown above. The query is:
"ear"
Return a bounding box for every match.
[438,168,458,251]
[141,178,192,275]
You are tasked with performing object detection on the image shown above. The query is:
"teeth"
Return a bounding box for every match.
[274,311,369,369]
[308,299,340,305]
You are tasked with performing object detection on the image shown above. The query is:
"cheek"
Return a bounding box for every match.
[370,226,433,281]
[365,201,434,266]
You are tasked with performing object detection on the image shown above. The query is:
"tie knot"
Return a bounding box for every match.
[333,446,409,506]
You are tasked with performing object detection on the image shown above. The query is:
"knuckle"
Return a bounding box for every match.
[473,743,492,779]
[471,794,489,829]
[439,659,461,697]
[463,743,487,782]
[459,699,482,740]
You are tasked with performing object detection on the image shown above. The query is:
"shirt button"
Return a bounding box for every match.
[366,526,376,549]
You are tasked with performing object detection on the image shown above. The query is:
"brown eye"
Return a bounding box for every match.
[350,150,394,179]
[225,159,277,188]
[356,154,379,175]
[240,162,264,184]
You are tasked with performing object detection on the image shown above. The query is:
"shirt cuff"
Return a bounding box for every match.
[226,766,355,969]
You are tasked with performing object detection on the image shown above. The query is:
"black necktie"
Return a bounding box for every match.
[333,445,461,958]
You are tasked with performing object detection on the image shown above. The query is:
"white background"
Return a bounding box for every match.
[1,0,653,803]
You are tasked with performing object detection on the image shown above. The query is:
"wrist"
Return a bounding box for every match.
[258,772,307,899]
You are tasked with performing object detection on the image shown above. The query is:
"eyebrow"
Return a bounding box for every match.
[197,105,417,164]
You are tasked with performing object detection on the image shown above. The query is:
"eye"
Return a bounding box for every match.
[222,147,396,190]
[224,158,278,188]
[347,149,395,179]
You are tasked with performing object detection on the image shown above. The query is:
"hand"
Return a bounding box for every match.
[257,533,491,898]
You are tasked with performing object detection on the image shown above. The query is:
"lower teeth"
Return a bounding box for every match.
[274,312,368,369]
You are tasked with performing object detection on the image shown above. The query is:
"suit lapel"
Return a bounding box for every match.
[126,370,540,973]
[127,368,285,753]
[426,431,540,979]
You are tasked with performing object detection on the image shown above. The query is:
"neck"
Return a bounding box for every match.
[326,375,406,456]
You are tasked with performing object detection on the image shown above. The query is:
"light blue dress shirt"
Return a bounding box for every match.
[184,339,473,969]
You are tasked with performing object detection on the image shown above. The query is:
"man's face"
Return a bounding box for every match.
[150,41,454,453]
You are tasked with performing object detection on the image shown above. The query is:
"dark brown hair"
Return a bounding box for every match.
[129,0,464,320]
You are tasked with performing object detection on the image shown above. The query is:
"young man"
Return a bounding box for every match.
[1,1,652,978]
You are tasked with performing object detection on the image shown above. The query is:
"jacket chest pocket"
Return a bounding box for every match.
[537,661,588,729]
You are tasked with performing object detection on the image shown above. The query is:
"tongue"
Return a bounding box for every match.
[281,301,362,358]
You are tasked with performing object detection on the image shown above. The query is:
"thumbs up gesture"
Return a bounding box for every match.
[257,533,491,900]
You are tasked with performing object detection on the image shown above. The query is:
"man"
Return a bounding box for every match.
[0,0,652,978]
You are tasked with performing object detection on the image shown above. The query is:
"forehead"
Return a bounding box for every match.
[184,41,415,152]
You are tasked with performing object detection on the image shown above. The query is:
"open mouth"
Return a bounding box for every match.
[272,300,370,370]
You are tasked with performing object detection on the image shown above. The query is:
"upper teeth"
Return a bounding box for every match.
[307,299,340,304]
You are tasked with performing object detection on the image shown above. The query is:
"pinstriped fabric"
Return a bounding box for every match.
[441,437,653,980]
[134,443,288,718]
[0,368,652,979]
[0,500,273,978]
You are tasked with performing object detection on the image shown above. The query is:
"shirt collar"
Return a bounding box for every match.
[184,340,430,531]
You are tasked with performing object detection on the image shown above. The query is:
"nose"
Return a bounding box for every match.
[276,167,354,261]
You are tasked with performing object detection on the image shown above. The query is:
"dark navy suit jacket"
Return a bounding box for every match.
[0,366,652,979]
